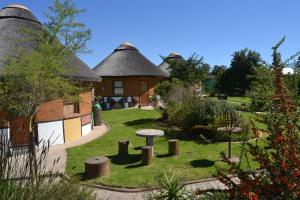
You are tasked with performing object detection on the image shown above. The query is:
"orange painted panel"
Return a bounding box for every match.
[36,100,64,122]
[80,92,92,115]
[64,117,81,143]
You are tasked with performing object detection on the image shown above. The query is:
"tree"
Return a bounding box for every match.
[217,37,300,199]
[211,65,226,77]
[248,65,274,111]
[0,0,91,185]
[218,49,264,95]
[168,54,210,85]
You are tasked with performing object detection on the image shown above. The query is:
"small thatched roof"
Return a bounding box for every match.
[93,42,168,77]
[158,52,185,76]
[0,4,99,82]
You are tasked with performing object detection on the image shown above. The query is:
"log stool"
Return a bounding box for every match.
[141,146,153,165]
[85,156,109,179]
[168,139,179,156]
[118,140,129,159]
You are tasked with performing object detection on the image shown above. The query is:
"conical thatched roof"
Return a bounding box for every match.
[0,4,99,82]
[93,42,168,77]
[158,52,185,76]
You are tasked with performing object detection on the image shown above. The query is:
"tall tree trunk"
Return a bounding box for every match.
[28,115,38,186]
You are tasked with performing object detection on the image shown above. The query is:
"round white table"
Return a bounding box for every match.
[136,129,164,147]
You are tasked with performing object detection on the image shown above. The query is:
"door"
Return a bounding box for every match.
[139,81,149,106]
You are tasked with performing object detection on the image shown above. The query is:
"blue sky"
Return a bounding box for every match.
[1,0,300,68]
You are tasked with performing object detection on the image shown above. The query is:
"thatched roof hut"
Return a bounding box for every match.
[93,42,168,77]
[0,4,98,147]
[93,42,168,109]
[158,52,185,76]
[0,4,99,82]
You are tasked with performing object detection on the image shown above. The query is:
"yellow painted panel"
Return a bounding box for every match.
[64,117,81,143]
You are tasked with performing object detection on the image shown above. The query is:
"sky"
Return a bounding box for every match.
[1,0,300,68]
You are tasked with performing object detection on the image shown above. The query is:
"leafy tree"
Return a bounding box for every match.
[168,54,210,85]
[248,65,274,111]
[211,65,226,77]
[218,49,264,95]
[0,0,91,185]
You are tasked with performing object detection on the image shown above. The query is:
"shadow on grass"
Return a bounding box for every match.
[156,153,170,158]
[73,172,89,181]
[190,159,215,168]
[123,118,158,129]
[124,163,144,169]
[107,154,141,165]
[133,146,143,150]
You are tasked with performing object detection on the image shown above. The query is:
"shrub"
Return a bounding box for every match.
[166,97,220,131]
[145,170,196,200]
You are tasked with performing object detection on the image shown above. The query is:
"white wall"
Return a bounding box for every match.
[81,123,92,136]
[37,121,64,147]
[0,128,9,141]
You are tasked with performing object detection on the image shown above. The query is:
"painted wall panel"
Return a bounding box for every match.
[0,128,9,141]
[36,100,64,122]
[81,114,91,126]
[64,117,81,143]
[81,123,92,136]
[37,121,64,147]
[80,92,92,115]
[10,118,30,146]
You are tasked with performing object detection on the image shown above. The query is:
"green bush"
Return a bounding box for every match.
[145,170,196,200]
[166,97,220,131]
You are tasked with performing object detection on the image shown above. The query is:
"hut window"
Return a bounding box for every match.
[113,81,123,95]
[64,102,80,116]
[140,81,148,92]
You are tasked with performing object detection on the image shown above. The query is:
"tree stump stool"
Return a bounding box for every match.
[168,139,179,156]
[85,156,109,179]
[141,146,152,165]
[118,140,129,159]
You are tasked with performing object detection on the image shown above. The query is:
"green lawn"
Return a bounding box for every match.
[228,96,251,105]
[208,96,251,106]
[66,109,262,187]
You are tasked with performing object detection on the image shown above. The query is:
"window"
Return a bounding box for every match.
[139,81,148,92]
[113,80,123,95]
[64,102,80,116]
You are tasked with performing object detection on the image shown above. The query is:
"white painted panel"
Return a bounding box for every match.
[0,128,9,142]
[81,123,92,136]
[38,121,64,147]
[124,102,128,108]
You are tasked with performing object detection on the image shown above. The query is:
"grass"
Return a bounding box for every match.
[66,109,263,188]
[208,96,251,106]
[227,96,251,105]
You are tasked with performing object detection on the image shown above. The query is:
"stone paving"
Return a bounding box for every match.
[92,178,226,200]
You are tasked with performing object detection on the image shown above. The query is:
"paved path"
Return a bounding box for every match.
[45,123,108,173]
[92,178,226,200]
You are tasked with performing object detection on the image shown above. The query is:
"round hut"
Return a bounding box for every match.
[93,42,168,109]
[158,52,186,76]
[0,4,99,147]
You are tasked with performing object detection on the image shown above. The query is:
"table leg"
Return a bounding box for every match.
[146,136,153,146]
[146,137,154,155]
